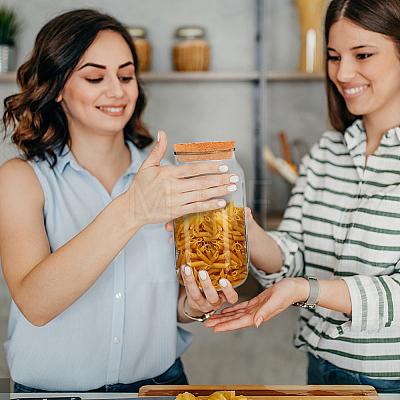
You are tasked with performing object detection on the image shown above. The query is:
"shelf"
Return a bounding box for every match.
[140,71,260,82]
[0,72,17,83]
[0,70,326,83]
[267,70,325,81]
[140,70,325,82]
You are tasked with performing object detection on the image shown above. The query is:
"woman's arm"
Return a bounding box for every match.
[205,146,353,332]
[0,158,142,327]
[0,133,238,326]
[205,276,351,332]
[246,209,283,274]
[247,154,312,285]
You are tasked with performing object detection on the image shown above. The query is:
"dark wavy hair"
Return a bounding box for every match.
[3,8,153,166]
[325,0,400,133]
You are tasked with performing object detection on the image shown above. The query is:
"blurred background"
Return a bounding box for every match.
[0,0,330,387]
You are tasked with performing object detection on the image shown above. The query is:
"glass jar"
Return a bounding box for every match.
[294,0,327,73]
[173,141,248,291]
[127,27,152,72]
[172,26,210,71]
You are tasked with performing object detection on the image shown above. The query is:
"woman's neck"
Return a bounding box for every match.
[363,114,400,159]
[69,132,131,194]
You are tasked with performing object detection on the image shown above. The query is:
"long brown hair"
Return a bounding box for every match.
[325,0,400,133]
[3,9,152,166]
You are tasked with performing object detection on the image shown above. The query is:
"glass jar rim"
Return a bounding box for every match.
[173,141,235,162]
[174,148,235,162]
[175,26,206,39]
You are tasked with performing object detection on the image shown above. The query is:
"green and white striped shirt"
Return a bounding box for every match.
[251,119,400,378]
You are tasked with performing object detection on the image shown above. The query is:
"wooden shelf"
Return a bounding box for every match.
[141,70,325,82]
[267,70,325,81]
[0,70,325,84]
[140,71,260,82]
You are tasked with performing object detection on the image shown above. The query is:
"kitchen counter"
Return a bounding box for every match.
[4,384,400,400]
[6,392,400,400]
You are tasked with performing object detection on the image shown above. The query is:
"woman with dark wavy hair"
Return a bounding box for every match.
[0,9,239,392]
[4,8,151,166]
[206,0,400,393]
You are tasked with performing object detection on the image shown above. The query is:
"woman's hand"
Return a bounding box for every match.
[178,264,239,322]
[128,131,238,229]
[204,278,305,332]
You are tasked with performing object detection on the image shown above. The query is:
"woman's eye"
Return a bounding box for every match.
[357,53,372,60]
[86,78,103,83]
[119,76,134,83]
[327,54,340,62]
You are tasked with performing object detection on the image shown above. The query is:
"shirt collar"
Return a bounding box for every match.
[54,140,144,175]
[382,125,400,144]
[54,146,79,174]
[343,119,366,152]
[344,118,400,151]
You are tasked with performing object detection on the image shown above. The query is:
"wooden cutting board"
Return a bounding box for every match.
[138,384,380,400]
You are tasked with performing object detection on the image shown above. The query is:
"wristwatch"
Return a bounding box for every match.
[292,275,319,309]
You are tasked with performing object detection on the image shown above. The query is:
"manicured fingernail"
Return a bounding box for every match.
[218,200,226,207]
[255,316,263,328]
[185,266,191,276]
[219,165,228,172]
[199,270,207,281]
[157,131,160,142]
[227,185,237,192]
[230,175,239,183]
[219,278,227,287]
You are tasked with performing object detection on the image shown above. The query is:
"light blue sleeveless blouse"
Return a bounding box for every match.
[4,142,192,391]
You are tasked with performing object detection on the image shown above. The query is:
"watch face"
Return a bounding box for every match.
[292,301,316,309]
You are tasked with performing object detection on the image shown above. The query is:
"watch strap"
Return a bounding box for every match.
[292,275,319,309]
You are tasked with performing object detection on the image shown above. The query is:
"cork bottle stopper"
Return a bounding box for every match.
[173,141,235,162]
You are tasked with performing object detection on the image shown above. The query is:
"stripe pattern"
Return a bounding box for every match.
[251,119,400,378]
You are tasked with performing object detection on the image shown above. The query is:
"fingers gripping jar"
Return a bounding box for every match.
[173,141,249,291]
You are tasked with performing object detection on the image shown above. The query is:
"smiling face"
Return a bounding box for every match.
[57,30,138,141]
[327,19,400,127]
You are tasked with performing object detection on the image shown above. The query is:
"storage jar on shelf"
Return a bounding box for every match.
[173,141,249,291]
[295,0,328,73]
[127,27,151,73]
[172,26,210,71]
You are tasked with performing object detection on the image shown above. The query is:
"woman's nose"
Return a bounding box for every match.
[105,76,124,98]
[336,56,357,83]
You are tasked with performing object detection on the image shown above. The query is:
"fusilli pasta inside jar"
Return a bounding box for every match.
[173,141,249,291]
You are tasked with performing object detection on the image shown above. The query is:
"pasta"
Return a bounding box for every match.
[176,391,249,400]
[174,200,248,290]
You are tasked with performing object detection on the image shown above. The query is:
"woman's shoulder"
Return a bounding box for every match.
[0,157,44,203]
[299,130,347,172]
[309,130,347,156]
[0,157,34,179]
[319,129,345,146]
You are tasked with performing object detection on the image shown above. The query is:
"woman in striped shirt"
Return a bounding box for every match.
[206,0,400,392]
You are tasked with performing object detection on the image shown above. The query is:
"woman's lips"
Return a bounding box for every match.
[97,106,125,116]
[343,85,369,98]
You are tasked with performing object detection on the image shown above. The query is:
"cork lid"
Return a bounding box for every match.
[174,141,235,162]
